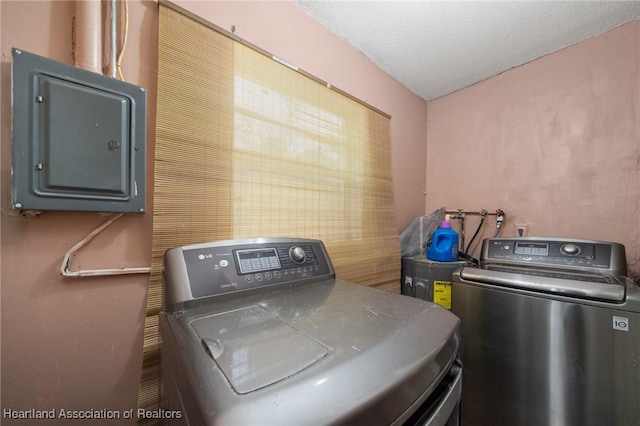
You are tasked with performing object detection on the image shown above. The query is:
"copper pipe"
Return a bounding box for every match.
[446,209,501,217]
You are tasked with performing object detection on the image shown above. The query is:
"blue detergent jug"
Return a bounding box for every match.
[427,221,459,262]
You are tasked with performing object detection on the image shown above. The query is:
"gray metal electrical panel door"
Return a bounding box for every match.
[11,48,147,213]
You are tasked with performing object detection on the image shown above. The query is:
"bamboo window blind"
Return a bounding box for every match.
[138,3,401,419]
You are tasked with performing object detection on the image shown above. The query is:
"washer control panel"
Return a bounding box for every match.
[164,238,334,303]
[481,237,627,276]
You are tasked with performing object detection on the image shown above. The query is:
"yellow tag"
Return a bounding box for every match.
[433,281,452,310]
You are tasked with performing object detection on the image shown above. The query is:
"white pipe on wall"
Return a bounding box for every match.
[60,214,152,278]
[74,0,101,73]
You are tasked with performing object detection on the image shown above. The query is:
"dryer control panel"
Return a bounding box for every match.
[481,237,627,276]
[163,238,335,310]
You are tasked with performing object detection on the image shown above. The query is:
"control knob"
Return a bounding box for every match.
[289,246,306,263]
[561,244,581,256]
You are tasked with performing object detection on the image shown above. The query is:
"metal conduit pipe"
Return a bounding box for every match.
[74,0,102,73]
[110,0,117,78]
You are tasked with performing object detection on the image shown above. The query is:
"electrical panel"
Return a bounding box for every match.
[11,48,147,213]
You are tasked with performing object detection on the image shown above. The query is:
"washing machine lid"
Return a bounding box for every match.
[460,267,626,302]
[192,305,330,394]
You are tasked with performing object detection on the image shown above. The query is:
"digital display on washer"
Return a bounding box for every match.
[515,242,549,256]
[236,248,281,274]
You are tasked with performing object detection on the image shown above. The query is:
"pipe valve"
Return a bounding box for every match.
[495,209,505,229]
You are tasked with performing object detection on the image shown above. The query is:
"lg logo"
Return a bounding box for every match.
[613,316,629,332]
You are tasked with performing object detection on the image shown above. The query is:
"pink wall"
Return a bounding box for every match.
[1,0,426,423]
[426,21,640,279]
[0,0,157,423]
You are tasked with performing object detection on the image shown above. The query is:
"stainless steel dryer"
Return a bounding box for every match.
[452,237,640,426]
[160,238,462,425]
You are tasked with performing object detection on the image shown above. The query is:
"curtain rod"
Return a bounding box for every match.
[158,0,391,119]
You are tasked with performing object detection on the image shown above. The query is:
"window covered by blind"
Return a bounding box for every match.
[138,4,401,420]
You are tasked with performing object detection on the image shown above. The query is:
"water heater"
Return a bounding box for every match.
[401,255,467,309]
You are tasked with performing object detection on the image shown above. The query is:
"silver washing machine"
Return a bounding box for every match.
[160,238,462,425]
[452,237,640,426]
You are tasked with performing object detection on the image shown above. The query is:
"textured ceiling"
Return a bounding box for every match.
[294,1,640,101]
